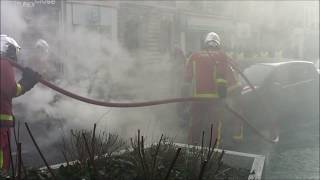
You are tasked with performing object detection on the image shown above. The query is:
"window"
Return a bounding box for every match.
[273,67,291,85]
[274,63,316,86]
[243,64,274,86]
[159,20,173,53]
[123,19,141,51]
[72,4,113,26]
[290,64,316,82]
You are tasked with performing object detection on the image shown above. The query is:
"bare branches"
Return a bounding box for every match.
[198,160,207,180]
[6,124,232,180]
[197,123,223,180]
[25,122,57,180]
[136,130,148,180]
[152,134,163,179]
[91,123,97,157]
[164,148,181,180]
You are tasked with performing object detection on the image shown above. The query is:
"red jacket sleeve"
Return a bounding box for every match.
[1,59,18,98]
[225,65,238,87]
[217,52,238,87]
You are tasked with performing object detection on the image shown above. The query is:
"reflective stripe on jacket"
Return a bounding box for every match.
[0,114,14,127]
[0,149,3,169]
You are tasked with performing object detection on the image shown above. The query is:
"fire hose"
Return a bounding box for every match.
[10,60,278,143]
[205,50,279,144]
[10,61,208,107]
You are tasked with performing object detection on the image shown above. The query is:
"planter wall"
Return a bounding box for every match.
[174,143,265,180]
[41,143,265,180]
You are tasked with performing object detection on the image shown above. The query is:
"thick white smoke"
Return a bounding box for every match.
[2,1,319,169]
[0,1,27,40]
[1,1,186,158]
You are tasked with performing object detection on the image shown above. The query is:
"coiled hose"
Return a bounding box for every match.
[10,60,278,143]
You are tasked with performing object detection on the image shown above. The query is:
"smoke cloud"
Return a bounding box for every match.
[1,0,318,167]
[0,1,27,40]
[1,1,185,163]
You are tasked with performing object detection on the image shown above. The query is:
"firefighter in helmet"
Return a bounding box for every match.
[26,38,62,81]
[185,32,242,146]
[0,35,40,173]
[27,39,49,75]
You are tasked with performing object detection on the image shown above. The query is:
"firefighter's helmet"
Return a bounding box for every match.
[204,32,221,48]
[0,34,21,61]
[35,39,49,54]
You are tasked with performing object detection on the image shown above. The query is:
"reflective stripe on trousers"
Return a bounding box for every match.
[232,125,244,140]
[217,120,222,147]
[0,149,4,169]
[0,128,10,171]
[0,149,3,169]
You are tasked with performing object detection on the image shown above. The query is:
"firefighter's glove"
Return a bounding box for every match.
[19,67,41,92]
[217,79,227,99]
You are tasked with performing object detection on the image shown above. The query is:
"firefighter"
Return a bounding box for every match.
[27,39,50,76]
[34,39,49,60]
[0,35,40,173]
[185,32,242,146]
[27,39,62,81]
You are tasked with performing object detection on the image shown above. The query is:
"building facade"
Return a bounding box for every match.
[11,0,320,62]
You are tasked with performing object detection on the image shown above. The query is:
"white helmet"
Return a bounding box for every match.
[204,32,221,48]
[35,39,49,54]
[0,34,21,61]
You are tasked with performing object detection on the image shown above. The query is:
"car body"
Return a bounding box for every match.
[238,61,319,136]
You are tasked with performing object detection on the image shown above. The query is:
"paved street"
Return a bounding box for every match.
[265,116,319,179]
[222,111,319,179]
